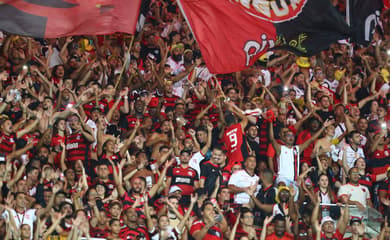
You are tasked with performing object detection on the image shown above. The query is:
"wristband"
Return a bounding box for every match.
[124,96,128,99]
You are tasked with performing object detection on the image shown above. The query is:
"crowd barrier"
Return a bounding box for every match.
[320,203,383,238]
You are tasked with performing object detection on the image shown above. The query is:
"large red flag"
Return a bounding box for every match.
[0,0,141,38]
[177,0,277,74]
[178,0,350,74]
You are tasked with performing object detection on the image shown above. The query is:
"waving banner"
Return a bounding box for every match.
[177,0,351,74]
[0,0,142,38]
[349,0,383,45]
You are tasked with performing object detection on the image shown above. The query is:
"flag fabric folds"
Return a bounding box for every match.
[177,0,351,74]
[0,0,142,38]
[177,0,277,74]
[273,0,351,56]
[349,0,383,46]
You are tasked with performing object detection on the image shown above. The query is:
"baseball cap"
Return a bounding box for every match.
[350,217,362,225]
[321,216,335,226]
[169,186,182,194]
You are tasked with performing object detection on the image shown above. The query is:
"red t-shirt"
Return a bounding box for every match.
[296,130,314,165]
[265,232,294,240]
[223,123,244,166]
[314,229,344,240]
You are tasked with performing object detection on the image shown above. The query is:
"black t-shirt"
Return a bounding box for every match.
[316,109,335,122]
[200,160,222,196]
[140,45,161,63]
[253,184,276,225]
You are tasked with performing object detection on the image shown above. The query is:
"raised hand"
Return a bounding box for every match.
[263,215,274,226]
[188,129,196,137]
[323,118,335,128]
[190,193,198,204]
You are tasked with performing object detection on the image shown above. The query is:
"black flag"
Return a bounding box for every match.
[273,0,351,56]
[349,0,383,46]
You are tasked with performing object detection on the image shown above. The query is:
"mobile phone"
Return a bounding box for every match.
[21,154,29,165]
[215,214,223,222]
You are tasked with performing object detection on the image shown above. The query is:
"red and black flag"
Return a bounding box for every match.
[0,0,142,38]
[273,0,351,55]
[177,0,351,74]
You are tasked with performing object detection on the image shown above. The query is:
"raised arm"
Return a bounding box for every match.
[229,213,241,240]
[298,119,333,154]
[226,101,248,130]
[119,120,140,157]
[16,118,39,138]
[37,185,60,217]
[110,161,126,197]
[177,194,197,232]
[269,121,281,156]
[143,195,154,231]
[148,159,174,198]
[260,216,274,240]
[337,203,350,235]
[311,194,321,235]
[200,123,213,156]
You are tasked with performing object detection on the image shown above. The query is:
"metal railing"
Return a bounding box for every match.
[320,203,383,238]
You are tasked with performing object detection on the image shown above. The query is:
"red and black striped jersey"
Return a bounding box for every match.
[162,94,179,108]
[120,191,149,213]
[119,225,148,240]
[90,226,109,238]
[125,114,144,130]
[0,132,16,154]
[99,98,124,114]
[234,226,262,240]
[65,133,90,162]
[167,165,199,196]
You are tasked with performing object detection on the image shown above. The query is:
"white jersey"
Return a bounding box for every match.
[337,144,365,168]
[277,145,300,183]
[3,208,36,239]
[228,169,259,204]
[338,183,370,208]
[166,56,185,76]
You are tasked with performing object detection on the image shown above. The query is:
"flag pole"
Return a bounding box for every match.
[346,0,350,26]
[345,0,354,57]
[115,35,135,90]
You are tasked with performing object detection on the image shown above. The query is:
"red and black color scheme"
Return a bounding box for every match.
[177,0,351,74]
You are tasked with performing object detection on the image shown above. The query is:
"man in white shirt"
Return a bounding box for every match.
[269,119,333,185]
[228,156,259,205]
[1,187,58,239]
[338,131,365,170]
[338,167,372,212]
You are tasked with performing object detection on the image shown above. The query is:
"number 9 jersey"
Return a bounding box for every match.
[223,122,244,166]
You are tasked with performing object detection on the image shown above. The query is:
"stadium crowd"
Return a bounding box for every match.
[0,0,389,239]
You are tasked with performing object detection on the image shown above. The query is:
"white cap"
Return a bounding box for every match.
[169,186,182,194]
[321,216,335,226]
